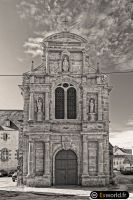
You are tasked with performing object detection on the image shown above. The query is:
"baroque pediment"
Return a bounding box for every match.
[43,31,87,44]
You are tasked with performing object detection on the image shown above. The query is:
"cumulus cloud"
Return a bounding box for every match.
[23,37,43,57]
[110,130,133,148]
[17,57,24,63]
[16,0,133,67]
[126,116,133,126]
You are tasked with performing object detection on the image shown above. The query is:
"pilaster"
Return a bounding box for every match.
[82,141,88,175]
[45,92,50,120]
[27,141,35,177]
[29,92,34,121]
[98,141,104,175]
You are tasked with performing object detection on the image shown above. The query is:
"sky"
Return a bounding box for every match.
[0,0,133,148]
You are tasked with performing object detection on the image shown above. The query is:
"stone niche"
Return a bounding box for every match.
[87,93,98,122]
[34,93,45,122]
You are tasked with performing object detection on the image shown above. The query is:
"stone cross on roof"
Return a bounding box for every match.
[62,16,69,31]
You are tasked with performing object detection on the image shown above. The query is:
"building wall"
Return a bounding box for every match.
[19,31,112,187]
[113,148,133,170]
[0,130,19,172]
[113,156,125,170]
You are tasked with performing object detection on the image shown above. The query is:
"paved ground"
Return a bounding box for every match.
[0,176,133,200]
[0,177,91,199]
[0,190,90,200]
[114,171,133,192]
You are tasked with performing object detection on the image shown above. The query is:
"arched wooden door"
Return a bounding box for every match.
[55,150,78,185]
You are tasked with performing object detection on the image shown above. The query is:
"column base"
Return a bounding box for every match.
[81,175,109,187]
[26,174,35,178]
[25,175,51,187]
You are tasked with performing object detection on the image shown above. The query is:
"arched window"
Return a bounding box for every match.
[1,148,9,161]
[55,83,77,119]
[67,88,76,119]
[55,87,64,119]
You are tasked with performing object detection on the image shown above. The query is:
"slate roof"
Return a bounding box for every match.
[114,145,132,155]
[0,110,23,129]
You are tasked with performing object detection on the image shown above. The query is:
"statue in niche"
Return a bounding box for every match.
[89,98,95,113]
[62,55,69,72]
[88,98,96,121]
[36,97,43,121]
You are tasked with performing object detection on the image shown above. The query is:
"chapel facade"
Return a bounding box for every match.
[19,31,112,187]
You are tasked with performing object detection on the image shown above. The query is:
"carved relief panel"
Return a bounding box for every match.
[34,93,45,122]
[34,76,45,84]
[49,52,61,74]
[70,52,83,73]
[87,93,98,121]
[35,142,44,176]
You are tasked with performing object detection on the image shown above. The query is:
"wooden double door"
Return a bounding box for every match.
[55,150,78,185]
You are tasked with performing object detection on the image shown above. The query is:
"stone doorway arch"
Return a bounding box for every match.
[55,149,78,185]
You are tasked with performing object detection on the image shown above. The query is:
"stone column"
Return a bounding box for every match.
[45,92,49,120]
[64,90,67,119]
[98,141,104,175]
[82,141,88,175]
[44,142,50,175]
[45,46,49,74]
[83,93,87,121]
[23,137,28,176]
[98,90,102,120]
[82,50,85,74]
[27,141,35,177]
[29,92,34,121]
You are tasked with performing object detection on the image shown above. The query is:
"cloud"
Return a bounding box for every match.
[16,0,133,69]
[126,117,133,126]
[16,1,39,19]
[110,130,133,148]
[23,37,43,57]
[17,57,24,63]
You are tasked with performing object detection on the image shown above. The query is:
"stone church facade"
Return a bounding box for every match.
[19,31,112,187]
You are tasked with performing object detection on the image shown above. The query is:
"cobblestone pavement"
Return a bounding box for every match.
[0,177,133,200]
[0,190,90,200]
[0,178,91,199]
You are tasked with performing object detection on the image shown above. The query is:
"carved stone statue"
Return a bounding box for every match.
[89,98,96,121]
[36,97,43,121]
[62,56,69,72]
[89,98,95,113]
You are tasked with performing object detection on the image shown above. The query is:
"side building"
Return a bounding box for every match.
[0,110,23,173]
[113,146,132,170]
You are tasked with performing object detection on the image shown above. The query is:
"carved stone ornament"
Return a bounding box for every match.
[89,113,96,122]
[88,98,97,121]
[62,55,70,72]
[35,96,44,121]
[61,49,70,72]
[62,142,72,150]
[89,98,95,113]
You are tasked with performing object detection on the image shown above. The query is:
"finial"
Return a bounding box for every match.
[96,62,100,74]
[62,16,69,32]
[31,60,34,71]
